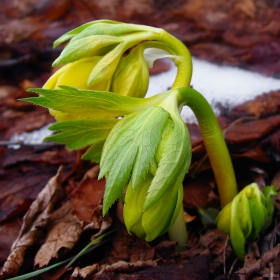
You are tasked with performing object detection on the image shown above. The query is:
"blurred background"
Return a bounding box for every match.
[1,0,280,82]
[1,0,280,138]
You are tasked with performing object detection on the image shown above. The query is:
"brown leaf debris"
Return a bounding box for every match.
[0,166,63,279]
[35,202,83,268]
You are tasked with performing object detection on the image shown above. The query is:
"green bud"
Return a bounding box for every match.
[111,44,149,98]
[99,97,191,241]
[43,57,110,121]
[50,20,170,98]
[216,183,277,259]
[123,173,183,241]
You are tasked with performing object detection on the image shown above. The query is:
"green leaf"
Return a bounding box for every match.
[230,195,246,260]
[81,141,105,163]
[100,106,170,215]
[239,191,252,239]
[71,22,149,43]
[44,118,117,150]
[52,35,122,66]
[144,117,192,211]
[88,42,126,86]
[24,86,170,119]
[142,180,180,241]
[262,185,277,228]
[53,19,121,48]
[111,43,149,98]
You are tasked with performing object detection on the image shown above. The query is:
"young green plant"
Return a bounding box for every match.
[216,183,276,259]
[24,20,239,249]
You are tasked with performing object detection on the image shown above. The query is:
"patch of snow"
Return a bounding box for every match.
[9,124,53,149]
[9,57,280,145]
[147,57,280,123]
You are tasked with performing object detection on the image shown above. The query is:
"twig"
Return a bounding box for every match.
[223,235,229,277]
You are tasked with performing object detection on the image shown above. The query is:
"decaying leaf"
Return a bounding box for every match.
[236,244,280,279]
[184,178,219,209]
[107,225,155,264]
[71,263,99,280]
[94,254,210,280]
[0,166,63,279]
[35,202,83,268]
[70,165,105,224]
[0,218,22,265]
[224,115,280,144]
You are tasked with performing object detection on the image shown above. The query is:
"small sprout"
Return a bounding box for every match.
[216,183,277,259]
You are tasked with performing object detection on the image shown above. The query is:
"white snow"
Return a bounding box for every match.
[9,57,280,145]
[147,57,280,123]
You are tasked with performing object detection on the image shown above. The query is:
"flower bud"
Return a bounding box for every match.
[99,104,191,217]
[111,44,149,98]
[123,173,184,241]
[216,183,276,259]
[43,57,110,121]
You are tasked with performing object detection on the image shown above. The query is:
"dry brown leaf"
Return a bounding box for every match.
[224,115,280,144]
[0,166,63,279]
[70,165,105,224]
[236,244,280,278]
[0,218,22,265]
[94,260,159,279]
[184,178,219,209]
[71,264,99,280]
[35,202,83,268]
[200,229,227,256]
[107,225,154,264]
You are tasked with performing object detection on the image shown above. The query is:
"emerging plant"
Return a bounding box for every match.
[216,183,276,259]
[23,20,275,256]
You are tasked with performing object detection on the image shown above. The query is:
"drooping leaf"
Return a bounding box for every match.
[71,22,149,43]
[88,42,126,86]
[24,86,170,119]
[100,106,170,215]
[45,118,118,150]
[111,44,149,98]
[53,19,122,48]
[52,35,122,66]
[144,117,192,211]
[81,141,107,163]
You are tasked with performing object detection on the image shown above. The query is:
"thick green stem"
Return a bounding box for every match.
[121,29,193,88]
[168,206,188,251]
[177,87,238,207]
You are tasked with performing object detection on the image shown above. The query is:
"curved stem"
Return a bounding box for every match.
[121,29,192,89]
[177,87,238,207]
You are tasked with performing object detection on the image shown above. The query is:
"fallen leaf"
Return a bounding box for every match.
[34,202,83,267]
[0,218,22,265]
[232,90,280,118]
[70,165,105,224]
[200,229,227,256]
[107,225,154,264]
[71,264,99,280]
[236,245,280,278]
[0,145,75,222]
[0,166,63,279]
[224,115,280,144]
[184,178,220,209]
[93,253,210,280]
